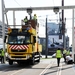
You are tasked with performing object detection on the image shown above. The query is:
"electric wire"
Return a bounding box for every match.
[13,0,22,7]
[52,0,55,6]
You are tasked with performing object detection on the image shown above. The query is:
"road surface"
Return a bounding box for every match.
[0,58,74,75]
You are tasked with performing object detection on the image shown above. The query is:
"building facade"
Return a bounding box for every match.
[39,22,69,55]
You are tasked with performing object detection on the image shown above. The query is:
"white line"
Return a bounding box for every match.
[10,69,24,75]
[10,61,54,75]
[56,63,62,75]
[59,63,62,75]
[72,64,75,72]
[39,61,55,75]
[11,61,54,75]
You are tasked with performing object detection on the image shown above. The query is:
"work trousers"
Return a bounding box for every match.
[1,56,4,64]
[63,54,66,62]
[67,60,73,64]
[57,58,61,67]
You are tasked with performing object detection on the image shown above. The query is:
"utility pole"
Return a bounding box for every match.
[45,16,48,58]
[72,9,75,64]
[62,0,66,49]
[1,0,6,63]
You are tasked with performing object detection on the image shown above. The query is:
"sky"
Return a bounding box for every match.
[0,0,75,46]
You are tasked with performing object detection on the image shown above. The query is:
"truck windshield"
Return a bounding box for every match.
[8,35,30,44]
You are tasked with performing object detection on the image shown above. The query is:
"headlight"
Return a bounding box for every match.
[7,53,11,58]
[5,52,8,57]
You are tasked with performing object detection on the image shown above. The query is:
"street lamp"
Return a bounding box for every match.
[27,8,32,20]
[53,7,59,14]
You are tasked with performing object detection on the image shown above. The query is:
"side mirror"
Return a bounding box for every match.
[4,36,7,43]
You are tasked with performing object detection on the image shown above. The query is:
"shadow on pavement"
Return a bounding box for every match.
[42,64,73,75]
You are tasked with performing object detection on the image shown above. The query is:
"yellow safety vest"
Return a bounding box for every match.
[56,50,62,58]
[24,18,28,22]
[33,16,37,20]
[1,50,4,56]
[63,50,67,54]
[66,50,70,56]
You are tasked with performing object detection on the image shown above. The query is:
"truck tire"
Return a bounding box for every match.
[9,60,13,65]
[31,56,35,65]
[37,56,40,62]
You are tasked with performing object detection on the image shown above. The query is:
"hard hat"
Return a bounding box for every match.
[25,16,27,18]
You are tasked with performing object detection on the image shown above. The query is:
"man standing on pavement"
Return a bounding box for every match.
[1,49,5,64]
[56,48,62,67]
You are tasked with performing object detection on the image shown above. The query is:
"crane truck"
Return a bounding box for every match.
[4,20,42,65]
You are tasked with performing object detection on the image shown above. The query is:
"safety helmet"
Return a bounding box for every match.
[25,16,27,18]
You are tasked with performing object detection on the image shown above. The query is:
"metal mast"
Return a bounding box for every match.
[1,0,6,63]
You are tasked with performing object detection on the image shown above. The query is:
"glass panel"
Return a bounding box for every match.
[8,35,30,44]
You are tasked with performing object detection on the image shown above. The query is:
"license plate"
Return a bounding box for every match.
[15,58,21,60]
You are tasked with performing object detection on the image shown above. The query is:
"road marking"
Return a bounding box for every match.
[10,61,54,75]
[39,61,55,75]
[72,64,75,73]
[10,69,24,75]
[56,63,62,75]
[0,67,24,75]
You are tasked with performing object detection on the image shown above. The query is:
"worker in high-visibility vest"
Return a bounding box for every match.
[1,49,5,64]
[56,48,62,67]
[66,50,70,56]
[33,14,37,20]
[33,14,37,24]
[63,48,67,62]
[23,16,28,25]
[0,49,1,59]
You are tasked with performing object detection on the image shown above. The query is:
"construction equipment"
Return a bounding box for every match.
[4,20,42,65]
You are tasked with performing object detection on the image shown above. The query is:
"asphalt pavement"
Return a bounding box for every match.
[42,55,75,75]
[0,56,75,75]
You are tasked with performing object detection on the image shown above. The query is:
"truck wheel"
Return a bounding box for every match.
[37,56,40,62]
[37,53,41,62]
[9,60,13,65]
[31,57,35,65]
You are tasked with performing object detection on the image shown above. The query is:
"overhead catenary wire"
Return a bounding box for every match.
[38,18,73,22]
[13,0,22,7]
[52,0,55,6]
[38,17,74,28]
